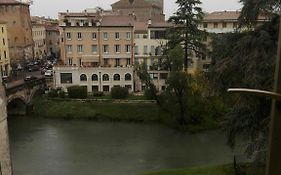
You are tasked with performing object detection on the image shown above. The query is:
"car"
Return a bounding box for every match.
[44,70,53,77]
[24,75,37,82]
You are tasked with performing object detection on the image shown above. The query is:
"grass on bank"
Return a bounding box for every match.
[33,96,160,122]
[32,95,221,132]
[140,164,265,175]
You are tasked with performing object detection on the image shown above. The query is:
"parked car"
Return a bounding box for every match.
[44,70,53,77]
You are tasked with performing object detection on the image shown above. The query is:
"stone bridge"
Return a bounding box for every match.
[5,78,46,116]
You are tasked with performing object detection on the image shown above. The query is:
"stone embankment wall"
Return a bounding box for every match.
[0,79,12,175]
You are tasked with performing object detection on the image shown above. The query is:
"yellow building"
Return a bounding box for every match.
[0,22,11,76]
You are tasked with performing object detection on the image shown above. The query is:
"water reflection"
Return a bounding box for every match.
[8,117,235,175]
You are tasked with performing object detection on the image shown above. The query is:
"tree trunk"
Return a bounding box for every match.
[177,95,187,125]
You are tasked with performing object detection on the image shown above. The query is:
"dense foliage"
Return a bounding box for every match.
[210,15,279,160]
[111,86,129,99]
[67,86,88,99]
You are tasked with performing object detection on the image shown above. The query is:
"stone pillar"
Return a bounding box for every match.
[0,76,12,175]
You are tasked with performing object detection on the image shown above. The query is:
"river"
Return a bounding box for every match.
[8,117,235,175]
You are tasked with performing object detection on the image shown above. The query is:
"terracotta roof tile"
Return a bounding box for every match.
[204,11,268,21]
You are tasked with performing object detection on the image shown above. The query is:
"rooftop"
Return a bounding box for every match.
[0,0,29,6]
[204,11,268,21]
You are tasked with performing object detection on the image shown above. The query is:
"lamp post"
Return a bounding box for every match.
[0,73,13,175]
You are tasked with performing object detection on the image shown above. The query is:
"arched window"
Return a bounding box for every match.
[103,74,109,81]
[125,73,132,81]
[113,74,120,81]
[92,74,98,81]
[80,74,87,81]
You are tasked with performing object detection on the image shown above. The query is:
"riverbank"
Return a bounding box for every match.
[32,95,221,132]
[140,164,264,175]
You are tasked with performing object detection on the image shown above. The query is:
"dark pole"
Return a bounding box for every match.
[266,16,281,175]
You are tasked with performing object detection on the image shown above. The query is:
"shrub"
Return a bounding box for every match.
[144,84,157,100]
[58,90,66,98]
[93,91,104,97]
[111,86,128,99]
[67,86,87,99]
[48,89,58,98]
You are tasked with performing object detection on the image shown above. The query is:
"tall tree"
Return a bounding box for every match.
[168,0,205,71]
[238,0,280,27]
[210,15,280,160]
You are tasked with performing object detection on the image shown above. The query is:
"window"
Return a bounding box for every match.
[102,74,109,81]
[203,23,208,28]
[103,45,109,53]
[115,58,120,66]
[233,22,238,28]
[115,32,120,40]
[80,74,87,81]
[92,86,99,92]
[115,45,121,53]
[126,58,131,65]
[104,59,108,65]
[103,85,109,92]
[77,32,82,40]
[125,73,132,81]
[134,46,139,55]
[4,51,6,59]
[60,73,72,84]
[214,22,218,28]
[1,27,3,33]
[150,30,166,39]
[150,45,155,55]
[160,73,168,80]
[161,86,166,91]
[3,38,5,46]
[144,45,148,55]
[114,74,120,81]
[150,73,158,80]
[92,45,97,53]
[68,58,73,65]
[92,74,98,81]
[126,45,131,53]
[222,22,227,28]
[92,32,97,40]
[126,32,131,40]
[77,45,83,53]
[103,32,108,40]
[66,32,71,40]
[67,45,72,53]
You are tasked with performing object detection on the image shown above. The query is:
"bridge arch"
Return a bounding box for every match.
[7,96,27,116]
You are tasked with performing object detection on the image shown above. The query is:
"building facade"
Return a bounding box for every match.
[46,24,60,58]
[0,0,33,66]
[0,22,11,76]
[111,0,165,22]
[134,21,171,91]
[56,11,135,92]
[32,22,47,60]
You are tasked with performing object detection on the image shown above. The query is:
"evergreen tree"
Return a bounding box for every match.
[168,0,205,71]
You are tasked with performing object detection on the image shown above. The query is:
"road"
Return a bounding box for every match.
[5,71,45,89]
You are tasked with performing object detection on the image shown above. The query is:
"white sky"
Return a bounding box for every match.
[29,0,242,19]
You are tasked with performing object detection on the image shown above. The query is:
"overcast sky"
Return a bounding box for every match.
[29,0,242,19]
